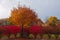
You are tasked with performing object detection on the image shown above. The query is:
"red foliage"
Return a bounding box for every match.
[0,27,4,30]
[4,25,21,34]
[0,27,5,34]
[57,25,60,33]
[0,26,7,35]
[43,26,59,34]
[57,25,60,30]
[42,27,51,34]
[29,25,43,35]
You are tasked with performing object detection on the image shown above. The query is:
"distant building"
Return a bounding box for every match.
[0,18,8,26]
[57,19,60,25]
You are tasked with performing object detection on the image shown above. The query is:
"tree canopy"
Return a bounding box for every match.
[9,6,40,28]
[45,16,58,26]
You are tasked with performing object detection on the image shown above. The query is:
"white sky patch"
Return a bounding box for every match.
[0,0,7,5]
[0,4,10,19]
[1,0,6,4]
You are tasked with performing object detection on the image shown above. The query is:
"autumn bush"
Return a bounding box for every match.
[0,25,22,39]
[4,25,21,34]
[0,27,5,35]
[43,26,59,34]
[29,25,44,35]
[57,25,60,33]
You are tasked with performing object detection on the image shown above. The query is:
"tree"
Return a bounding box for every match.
[9,6,39,27]
[9,6,40,37]
[45,16,58,27]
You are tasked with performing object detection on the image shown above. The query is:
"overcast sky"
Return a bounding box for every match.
[0,0,60,22]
